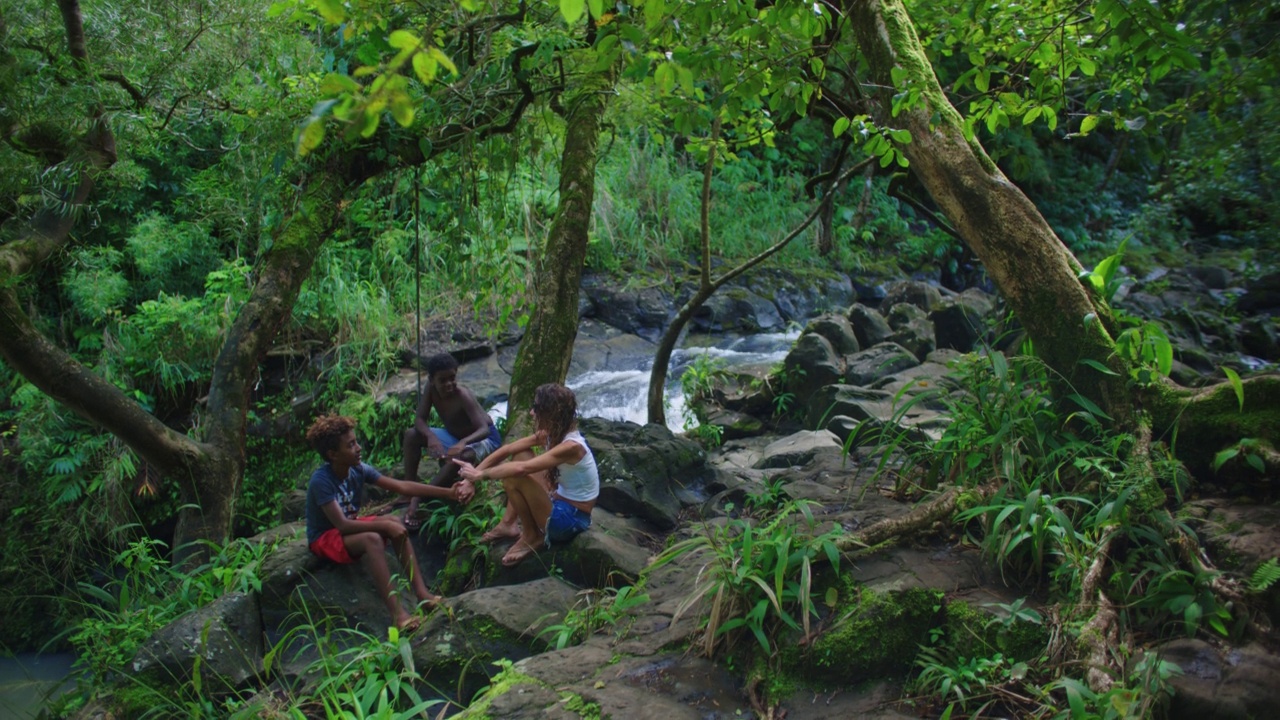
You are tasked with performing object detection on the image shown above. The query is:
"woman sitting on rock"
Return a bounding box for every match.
[453,383,599,567]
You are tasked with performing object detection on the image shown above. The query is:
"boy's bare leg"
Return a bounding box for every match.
[344,531,416,629]
[429,447,471,488]
[389,531,441,606]
[403,428,428,526]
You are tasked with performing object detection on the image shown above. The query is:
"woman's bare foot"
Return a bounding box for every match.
[479,523,520,544]
[500,538,541,567]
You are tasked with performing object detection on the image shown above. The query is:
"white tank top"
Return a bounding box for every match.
[555,430,599,502]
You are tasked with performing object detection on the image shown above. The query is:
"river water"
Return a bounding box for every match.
[0,653,75,719]
[493,330,798,431]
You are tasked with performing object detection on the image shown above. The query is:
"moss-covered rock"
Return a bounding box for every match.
[778,587,943,686]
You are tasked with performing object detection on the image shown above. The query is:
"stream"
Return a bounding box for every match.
[494,330,798,431]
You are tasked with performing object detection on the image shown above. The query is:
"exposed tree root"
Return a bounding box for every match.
[835,483,996,553]
[1076,531,1121,694]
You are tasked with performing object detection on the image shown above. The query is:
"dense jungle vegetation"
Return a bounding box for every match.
[1,0,1278,717]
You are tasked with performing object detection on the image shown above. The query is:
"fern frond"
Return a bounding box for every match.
[1248,558,1280,593]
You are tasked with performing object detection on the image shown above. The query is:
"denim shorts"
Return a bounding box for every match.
[545,498,592,546]
[430,424,501,460]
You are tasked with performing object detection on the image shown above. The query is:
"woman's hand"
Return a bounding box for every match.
[453,458,483,482]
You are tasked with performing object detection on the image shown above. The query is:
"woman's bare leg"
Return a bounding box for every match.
[500,474,552,565]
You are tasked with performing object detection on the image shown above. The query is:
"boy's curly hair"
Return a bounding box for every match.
[306,414,356,460]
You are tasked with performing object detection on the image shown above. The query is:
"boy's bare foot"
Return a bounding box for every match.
[500,539,540,567]
[479,524,520,544]
[403,509,422,530]
[395,614,423,633]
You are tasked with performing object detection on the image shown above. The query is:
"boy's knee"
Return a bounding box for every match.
[460,448,477,463]
[404,427,420,445]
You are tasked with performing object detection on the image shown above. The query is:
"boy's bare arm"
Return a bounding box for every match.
[374,475,468,503]
[413,388,446,457]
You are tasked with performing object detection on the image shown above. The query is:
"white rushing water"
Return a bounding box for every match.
[491,330,799,433]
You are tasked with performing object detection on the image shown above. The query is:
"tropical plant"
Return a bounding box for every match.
[536,584,651,650]
[647,500,841,658]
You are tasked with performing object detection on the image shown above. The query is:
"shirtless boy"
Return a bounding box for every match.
[401,353,501,528]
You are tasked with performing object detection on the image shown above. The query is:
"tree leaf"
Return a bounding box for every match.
[388,29,420,51]
[314,0,346,24]
[1222,366,1244,412]
[560,0,585,25]
[1080,114,1101,135]
[833,116,850,138]
[412,53,437,85]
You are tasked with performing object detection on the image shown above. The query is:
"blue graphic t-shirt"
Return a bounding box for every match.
[305,461,381,544]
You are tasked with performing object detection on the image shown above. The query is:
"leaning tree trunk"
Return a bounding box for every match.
[0,163,345,556]
[507,64,615,438]
[848,0,1133,423]
[847,0,1280,471]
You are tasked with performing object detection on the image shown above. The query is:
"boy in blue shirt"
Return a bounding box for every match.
[305,414,472,630]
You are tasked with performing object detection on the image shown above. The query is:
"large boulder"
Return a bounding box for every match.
[752,430,843,470]
[1156,639,1280,720]
[411,577,580,690]
[847,303,894,349]
[583,282,674,340]
[584,418,708,529]
[930,288,996,352]
[844,343,920,387]
[691,286,784,333]
[881,280,943,313]
[886,303,936,361]
[129,592,264,692]
[781,333,845,403]
[745,267,856,322]
[805,313,861,356]
[569,318,657,375]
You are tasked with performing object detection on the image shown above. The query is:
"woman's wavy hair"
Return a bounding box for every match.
[532,382,578,452]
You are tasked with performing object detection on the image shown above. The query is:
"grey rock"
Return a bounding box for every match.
[847,303,895,348]
[130,592,264,692]
[753,430,843,469]
[930,288,995,352]
[886,303,937,361]
[805,313,861,356]
[845,343,921,387]
[585,418,707,529]
[882,280,943,313]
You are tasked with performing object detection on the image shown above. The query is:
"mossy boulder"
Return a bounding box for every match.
[778,587,942,686]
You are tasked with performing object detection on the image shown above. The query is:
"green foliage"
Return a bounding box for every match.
[536,584,650,650]
[1248,558,1280,593]
[679,352,729,429]
[647,500,842,658]
[264,619,443,720]
[68,535,279,683]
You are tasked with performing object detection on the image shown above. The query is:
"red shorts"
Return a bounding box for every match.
[308,516,381,564]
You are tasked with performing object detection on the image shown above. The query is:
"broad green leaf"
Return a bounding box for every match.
[587,0,604,19]
[1247,454,1265,473]
[297,118,325,155]
[320,72,359,96]
[314,0,346,24]
[1222,366,1244,411]
[429,47,457,76]
[388,29,420,51]
[560,0,585,25]
[1080,115,1101,135]
[1211,447,1237,472]
[412,53,438,85]
[645,0,665,30]
[390,96,414,127]
[890,66,908,88]
[1080,358,1120,376]
[833,116,850,138]
[655,62,675,94]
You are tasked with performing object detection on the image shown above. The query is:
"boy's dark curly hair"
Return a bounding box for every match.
[306,414,357,460]
[425,352,458,376]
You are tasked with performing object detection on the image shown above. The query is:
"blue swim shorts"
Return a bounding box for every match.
[545,498,592,546]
